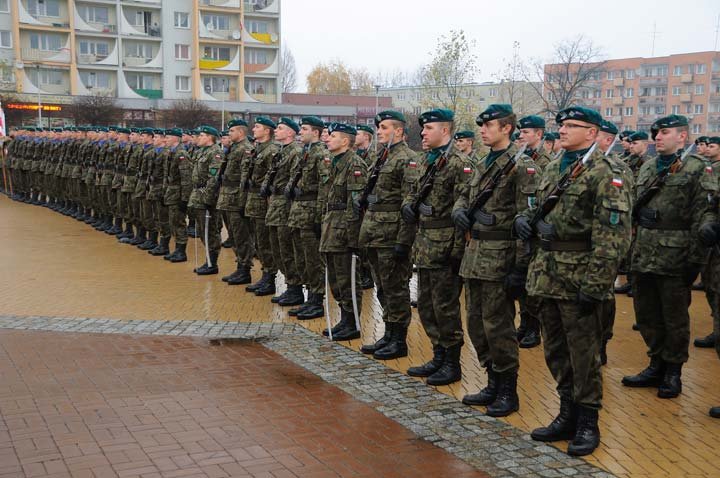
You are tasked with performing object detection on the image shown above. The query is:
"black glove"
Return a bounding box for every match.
[259,184,271,198]
[352,198,366,216]
[313,222,322,240]
[683,263,703,287]
[576,290,600,316]
[452,208,471,231]
[514,216,533,240]
[293,187,303,198]
[283,186,294,200]
[179,201,188,213]
[503,268,528,300]
[699,222,719,247]
[393,243,410,259]
[401,204,417,224]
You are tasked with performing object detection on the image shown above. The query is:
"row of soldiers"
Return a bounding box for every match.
[3,104,720,458]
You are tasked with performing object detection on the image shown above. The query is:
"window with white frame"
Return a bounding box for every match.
[625,87,633,98]
[605,107,613,116]
[246,20,268,33]
[489,87,498,97]
[695,84,704,95]
[174,12,189,28]
[0,30,11,48]
[605,89,613,98]
[174,44,190,60]
[203,46,230,61]
[80,71,110,89]
[126,73,156,90]
[203,14,230,31]
[203,76,230,92]
[694,104,704,114]
[0,0,9,12]
[625,106,633,116]
[655,105,666,114]
[28,68,63,85]
[29,33,62,51]
[27,0,59,16]
[672,105,680,114]
[626,69,635,79]
[673,65,683,76]
[244,49,268,65]
[78,5,108,24]
[79,40,109,58]
[697,64,707,74]
[692,124,702,134]
[175,75,190,92]
[246,78,270,94]
[672,86,681,95]
[126,43,152,58]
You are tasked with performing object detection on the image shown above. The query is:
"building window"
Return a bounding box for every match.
[397,93,405,100]
[29,33,62,51]
[28,68,63,85]
[27,0,59,17]
[605,107,613,116]
[655,105,665,114]
[246,78,271,95]
[246,20,268,33]
[672,86,681,96]
[686,104,693,114]
[626,69,635,79]
[125,43,152,59]
[0,0,9,12]
[244,49,268,64]
[80,71,110,89]
[692,124,702,134]
[174,44,190,60]
[0,65,14,82]
[656,87,667,96]
[175,75,190,92]
[711,103,720,113]
[203,46,230,61]
[592,89,601,98]
[605,89,613,98]
[694,104,704,114]
[697,64,707,74]
[640,106,651,115]
[625,107,633,116]
[672,105,680,114]
[673,65,683,76]
[126,73,156,90]
[607,71,614,80]
[78,5,108,24]
[489,87,498,97]
[203,14,230,31]
[174,12,189,28]
[0,30,11,48]
[625,87,633,98]
[79,40,109,58]
[204,76,230,93]
[695,84,704,95]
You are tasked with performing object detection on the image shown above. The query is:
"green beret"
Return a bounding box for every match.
[300,116,324,128]
[139,128,154,135]
[517,115,545,130]
[419,108,454,127]
[96,126,109,132]
[650,115,688,140]
[153,128,165,135]
[706,136,720,145]
[356,124,374,135]
[600,120,618,135]
[629,131,649,142]
[117,127,131,134]
[165,128,183,138]
[198,125,220,137]
[556,106,603,127]
[696,136,710,144]
[477,104,513,125]
[374,110,406,127]
[454,130,475,140]
[129,127,139,133]
[254,116,276,129]
[619,130,635,140]
[328,122,357,136]
[108,126,117,132]
[221,130,229,136]
[543,132,556,141]
[278,117,300,133]
[227,118,248,129]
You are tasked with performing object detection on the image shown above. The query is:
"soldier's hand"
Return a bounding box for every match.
[576,290,600,316]
[293,187,303,198]
[698,222,719,247]
[352,198,365,216]
[401,204,417,224]
[451,208,470,231]
[683,263,703,287]
[513,216,533,240]
[504,268,528,300]
[283,186,294,200]
[393,243,410,259]
[259,184,270,198]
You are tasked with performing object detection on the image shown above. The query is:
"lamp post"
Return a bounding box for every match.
[221,78,226,130]
[374,84,381,115]
[36,64,42,127]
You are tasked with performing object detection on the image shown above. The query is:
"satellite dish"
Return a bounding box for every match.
[232,30,241,40]
[14,60,24,69]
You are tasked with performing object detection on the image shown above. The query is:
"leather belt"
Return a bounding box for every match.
[471,230,513,241]
[419,218,454,229]
[368,202,401,212]
[222,179,242,188]
[327,202,347,211]
[538,238,592,252]
[294,193,317,201]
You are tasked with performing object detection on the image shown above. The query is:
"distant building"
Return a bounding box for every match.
[282,92,393,125]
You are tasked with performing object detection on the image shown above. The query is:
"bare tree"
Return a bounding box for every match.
[159,99,221,129]
[69,93,123,125]
[279,44,298,93]
[349,67,374,94]
[523,35,606,116]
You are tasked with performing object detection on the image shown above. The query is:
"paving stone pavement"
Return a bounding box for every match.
[0,315,613,478]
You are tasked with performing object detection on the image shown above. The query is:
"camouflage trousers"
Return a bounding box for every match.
[291,228,324,295]
[117,191,132,222]
[252,218,276,273]
[130,197,143,228]
[192,207,222,256]
[365,247,412,326]
[140,198,155,232]
[599,296,616,343]
[537,298,603,409]
[168,204,188,246]
[632,272,690,364]
[325,252,362,316]
[222,210,254,268]
[151,200,170,240]
[465,279,518,373]
[270,225,300,286]
[417,266,464,348]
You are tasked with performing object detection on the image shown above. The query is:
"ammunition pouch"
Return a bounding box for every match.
[473,209,497,226]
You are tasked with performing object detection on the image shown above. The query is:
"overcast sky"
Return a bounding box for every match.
[282,0,720,92]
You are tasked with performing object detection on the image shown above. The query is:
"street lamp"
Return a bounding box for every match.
[374,84,381,115]
[36,65,42,127]
[221,78,226,130]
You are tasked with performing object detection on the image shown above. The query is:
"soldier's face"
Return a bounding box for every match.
[519,128,542,148]
[706,144,720,159]
[275,124,293,142]
[558,121,596,151]
[654,128,687,155]
[543,140,554,152]
[622,139,632,151]
[630,141,647,155]
[480,120,509,148]
[455,138,472,154]
[197,133,214,146]
[153,135,164,147]
[252,124,270,142]
[421,122,448,149]
[327,131,347,154]
[299,125,316,144]
[377,121,400,145]
[221,136,230,147]
[228,126,245,142]
[598,132,615,152]
[321,129,330,144]
[698,143,708,155]
[356,131,371,148]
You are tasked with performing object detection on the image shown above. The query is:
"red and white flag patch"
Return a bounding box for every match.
[409,161,417,168]
[353,170,362,176]
[612,177,624,187]
[706,166,713,174]
[463,166,472,174]
[527,167,536,175]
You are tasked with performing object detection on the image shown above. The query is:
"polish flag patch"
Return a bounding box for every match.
[409,161,417,168]
[706,166,713,174]
[324,157,331,164]
[612,177,624,187]
[463,167,472,174]
[353,170,362,176]
[527,167,536,175]
[215,154,221,159]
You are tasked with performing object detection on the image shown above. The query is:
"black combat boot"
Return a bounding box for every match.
[694,332,716,348]
[622,356,665,387]
[129,228,147,246]
[169,243,187,263]
[462,361,497,406]
[139,231,158,250]
[254,273,277,296]
[710,406,720,418]
[108,217,123,235]
[516,313,528,342]
[331,309,361,341]
[600,339,608,366]
[614,282,631,294]
[407,345,446,377]
[246,272,270,292]
[101,216,114,232]
[567,406,600,456]
[278,285,305,306]
[358,266,374,290]
[271,286,290,302]
[149,237,170,256]
[486,370,520,417]
[531,397,577,442]
[93,214,106,230]
[84,210,96,224]
[222,237,233,248]
[227,266,251,285]
[296,293,325,320]
[289,293,313,317]
[222,264,243,282]
[657,362,682,399]
[426,343,462,386]
[323,309,352,337]
[194,252,219,275]
[118,223,134,240]
[519,317,541,348]
[373,323,408,360]
[360,323,392,354]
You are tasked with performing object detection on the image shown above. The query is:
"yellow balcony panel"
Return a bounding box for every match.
[200,59,231,69]
[249,32,277,44]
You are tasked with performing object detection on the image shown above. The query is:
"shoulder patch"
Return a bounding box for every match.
[463,166,473,174]
[353,170,362,177]
[409,160,417,168]
[612,177,624,187]
[526,167,536,175]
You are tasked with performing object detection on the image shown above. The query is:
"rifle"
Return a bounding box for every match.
[284,145,310,199]
[605,135,620,157]
[632,143,696,223]
[356,132,394,212]
[260,148,284,198]
[243,147,259,191]
[466,144,527,231]
[213,146,230,194]
[406,135,455,220]
[528,142,598,233]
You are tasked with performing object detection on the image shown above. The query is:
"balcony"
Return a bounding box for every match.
[709,113,720,123]
[250,93,276,103]
[21,48,71,63]
[681,73,693,83]
[200,0,241,8]
[123,56,155,67]
[679,93,692,103]
[639,77,668,86]
[612,77,624,87]
[244,0,278,14]
[18,1,70,28]
[132,88,162,99]
[200,58,230,69]
[612,97,624,106]
[78,53,108,64]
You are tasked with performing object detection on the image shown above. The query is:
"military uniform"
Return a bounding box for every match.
[163,131,193,262]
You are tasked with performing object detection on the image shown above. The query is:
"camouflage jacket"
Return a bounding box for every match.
[163,145,192,205]
[403,145,474,269]
[358,141,420,249]
[72,140,90,180]
[524,148,633,300]
[99,141,116,186]
[454,143,541,281]
[319,150,368,252]
[630,153,717,275]
[132,144,153,198]
[188,143,224,209]
[216,138,252,212]
[528,145,554,169]
[146,146,167,201]
[112,142,132,189]
[245,140,280,219]
[626,152,649,182]
[265,141,301,226]
[287,141,325,229]
[121,144,143,193]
